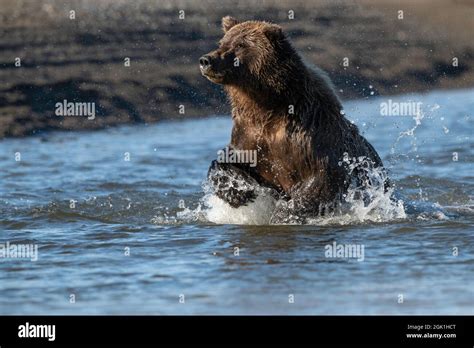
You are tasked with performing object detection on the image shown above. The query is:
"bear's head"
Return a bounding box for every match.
[200,16,296,92]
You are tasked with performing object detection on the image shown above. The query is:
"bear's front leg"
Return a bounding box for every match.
[269,176,342,224]
[207,160,259,208]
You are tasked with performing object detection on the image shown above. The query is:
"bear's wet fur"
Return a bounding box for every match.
[200,16,388,222]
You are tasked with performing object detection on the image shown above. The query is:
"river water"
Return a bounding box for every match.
[0,88,473,314]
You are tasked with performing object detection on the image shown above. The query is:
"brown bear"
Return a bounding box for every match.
[200,16,389,223]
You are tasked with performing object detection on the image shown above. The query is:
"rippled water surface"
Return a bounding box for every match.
[0,89,473,314]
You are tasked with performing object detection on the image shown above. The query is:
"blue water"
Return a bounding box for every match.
[0,88,473,314]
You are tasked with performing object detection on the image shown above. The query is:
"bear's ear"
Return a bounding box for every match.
[263,24,284,42]
[222,16,239,33]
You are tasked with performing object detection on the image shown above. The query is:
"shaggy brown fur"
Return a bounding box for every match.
[200,16,388,221]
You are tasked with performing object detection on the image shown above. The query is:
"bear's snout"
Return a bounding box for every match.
[199,54,215,77]
[199,55,211,69]
[199,52,226,83]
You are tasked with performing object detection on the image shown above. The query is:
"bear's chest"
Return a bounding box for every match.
[230,121,308,192]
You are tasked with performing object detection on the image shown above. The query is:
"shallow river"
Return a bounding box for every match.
[0,89,473,314]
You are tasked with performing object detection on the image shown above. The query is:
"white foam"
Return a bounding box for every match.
[204,192,276,225]
[201,186,406,226]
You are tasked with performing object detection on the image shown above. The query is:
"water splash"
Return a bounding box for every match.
[199,155,406,226]
[391,107,424,155]
[204,193,276,225]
